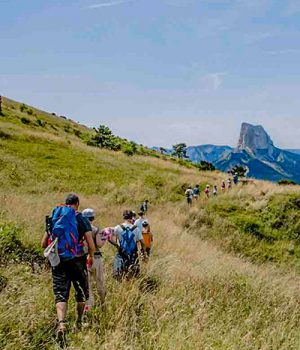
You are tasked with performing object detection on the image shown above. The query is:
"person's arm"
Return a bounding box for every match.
[84,231,96,265]
[41,232,48,248]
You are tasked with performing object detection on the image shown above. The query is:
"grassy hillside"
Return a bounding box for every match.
[0,97,300,350]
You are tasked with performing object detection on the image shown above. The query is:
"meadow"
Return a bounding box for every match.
[0,97,299,349]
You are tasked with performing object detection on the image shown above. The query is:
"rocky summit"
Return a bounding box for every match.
[237,123,274,154]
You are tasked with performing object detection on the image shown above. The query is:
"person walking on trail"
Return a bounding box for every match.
[213,185,218,197]
[228,178,232,189]
[140,199,149,213]
[233,173,239,185]
[193,185,200,200]
[111,210,145,280]
[141,220,153,259]
[135,211,149,233]
[204,185,210,198]
[221,180,226,191]
[132,211,137,224]
[41,194,95,343]
[82,208,110,310]
[185,186,194,206]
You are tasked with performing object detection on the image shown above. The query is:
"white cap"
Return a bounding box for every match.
[82,208,95,218]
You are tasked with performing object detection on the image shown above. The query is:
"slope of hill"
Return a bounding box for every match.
[0,97,300,350]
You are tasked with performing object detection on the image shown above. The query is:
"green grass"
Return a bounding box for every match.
[0,96,300,349]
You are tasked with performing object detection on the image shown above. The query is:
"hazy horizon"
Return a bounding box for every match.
[1,0,300,149]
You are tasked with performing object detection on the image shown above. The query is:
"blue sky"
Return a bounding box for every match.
[1,0,300,148]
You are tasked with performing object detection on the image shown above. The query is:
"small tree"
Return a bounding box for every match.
[159,147,167,154]
[123,144,134,156]
[231,165,247,178]
[172,143,188,159]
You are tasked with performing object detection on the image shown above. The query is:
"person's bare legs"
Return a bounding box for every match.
[56,302,67,345]
[96,259,106,305]
[56,302,67,327]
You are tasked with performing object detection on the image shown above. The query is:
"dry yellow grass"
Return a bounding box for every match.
[1,97,300,349]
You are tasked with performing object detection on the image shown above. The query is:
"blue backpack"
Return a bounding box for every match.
[50,206,79,261]
[119,225,138,257]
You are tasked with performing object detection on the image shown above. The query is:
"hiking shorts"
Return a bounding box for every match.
[52,256,89,304]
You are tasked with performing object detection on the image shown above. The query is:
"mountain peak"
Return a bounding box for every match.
[237,122,274,152]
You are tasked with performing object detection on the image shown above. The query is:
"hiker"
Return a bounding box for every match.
[82,208,110,310]
[41,194,95,342]
[141,220,153,259]
[193,185,200,200]
[111,210,145,280]
[213,185,217,196]
[185,186,194,206]
[132,211,137,224]
[233,173,239,185]
[140,199,149,213]
[204,185,210,198]
[221,180,226,191]
[228,178,232,189]
[135,211,149,233]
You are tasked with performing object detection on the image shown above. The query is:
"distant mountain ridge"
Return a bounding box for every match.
[216,123,300,183]
[155,123,300,183]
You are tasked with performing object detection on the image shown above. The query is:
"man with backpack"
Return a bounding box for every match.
[185,186,194,206]
[193,185,200,200]
[111,210,145,280]
[41,194,95,342]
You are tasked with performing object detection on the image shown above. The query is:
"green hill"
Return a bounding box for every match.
[0,97,300,350]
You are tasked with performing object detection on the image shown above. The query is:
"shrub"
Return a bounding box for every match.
[20,104,27,112]
[0,223,43,266]
[27,109,33,116]
[196,161,216,171]
[278,179,297,186]
[123,144,134,156]
[20,117,31,125]
[73,129,82,138]
[36,119,46,127]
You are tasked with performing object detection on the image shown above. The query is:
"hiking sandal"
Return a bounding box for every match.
[56,321,67,348]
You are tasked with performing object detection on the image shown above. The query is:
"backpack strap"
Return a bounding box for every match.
[130,225,137,232]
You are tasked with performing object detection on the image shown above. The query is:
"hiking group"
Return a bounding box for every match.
[41,194,153,345]
[185,175,239,205]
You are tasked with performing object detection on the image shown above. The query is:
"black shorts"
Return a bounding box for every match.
[52,256,89,304]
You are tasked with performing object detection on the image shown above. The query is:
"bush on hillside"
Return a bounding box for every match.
[278,179,297,186]
[20,104,27,112]
[0,223,43,266]
[123,144,134,156]
[36,119,46,127]
[196,161,216,171]
[20,117,31,125]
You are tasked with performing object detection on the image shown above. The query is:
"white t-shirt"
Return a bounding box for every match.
[114,223,143,243]
[185,189,193,198]
[135,217,149,232]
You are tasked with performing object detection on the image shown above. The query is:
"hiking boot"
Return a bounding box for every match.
[56,321,67,348]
